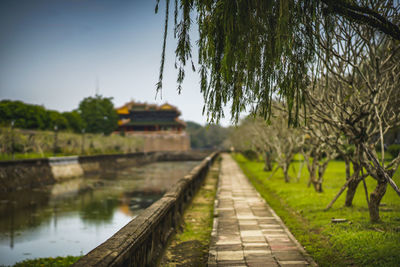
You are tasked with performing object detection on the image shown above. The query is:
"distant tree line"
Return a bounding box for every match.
[185,121,230,150]
[0,95,118,135]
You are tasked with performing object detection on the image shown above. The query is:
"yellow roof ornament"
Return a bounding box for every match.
[116,107,130,114]
[160,103,173,110]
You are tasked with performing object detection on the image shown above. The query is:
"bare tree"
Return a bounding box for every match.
[230,117,276,171]
[301,131,338,192]
[306,3,400,221]
[251,111,303,183]
[302,93,368,205]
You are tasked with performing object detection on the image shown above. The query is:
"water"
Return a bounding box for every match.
[0,161,199,266]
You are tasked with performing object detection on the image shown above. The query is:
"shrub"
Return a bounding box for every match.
[388,144,400,159]
[242,150,259,161]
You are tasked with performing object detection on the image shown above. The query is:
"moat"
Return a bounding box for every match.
[0,161,199,266]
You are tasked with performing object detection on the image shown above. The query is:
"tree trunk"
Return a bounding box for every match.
[344,158,351,181]
[307,158,317,188]
[345,161,361,207]
[368,179,387,222]
[312,177,323,192]
[263,152,272,171]
[345,178,361,206]
[283,164,290,183]
[314,164,328,193]
[309,172,316,188]
[314,182,323,192]
[311,168,322,192]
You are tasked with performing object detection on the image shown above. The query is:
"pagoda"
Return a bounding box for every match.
[115,101,186,133]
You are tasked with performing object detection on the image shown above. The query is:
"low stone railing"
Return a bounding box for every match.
[72,151,218,267]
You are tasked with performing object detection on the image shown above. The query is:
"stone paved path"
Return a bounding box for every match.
[208,154,316,267]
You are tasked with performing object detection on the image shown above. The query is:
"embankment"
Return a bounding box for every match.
[0,151,211,192]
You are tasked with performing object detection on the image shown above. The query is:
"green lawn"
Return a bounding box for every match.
[13,256,81,267]
[233,153,400,267]
[0,152,60,161]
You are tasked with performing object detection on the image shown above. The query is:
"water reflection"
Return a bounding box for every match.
[0,161,199,266]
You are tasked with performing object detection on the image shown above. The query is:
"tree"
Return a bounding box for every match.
[156,0,400,124]
[301,133,337,193]
[46,110,69,130]
[63,111,85,133]
[0,100,52,130]
[232,112,303,182]
[257,112,303,183]
[229,116,272,169]
[229,118,256,150]
[186,121,230,149]
[78,95,118,135]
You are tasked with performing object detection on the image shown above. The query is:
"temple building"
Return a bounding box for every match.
[115,101,187,134]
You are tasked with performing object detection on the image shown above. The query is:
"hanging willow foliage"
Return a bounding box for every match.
[155,0,400,124]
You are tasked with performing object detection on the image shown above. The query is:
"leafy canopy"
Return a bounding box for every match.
[156,0,400,124]
[78,95,118,135]
[0,100,71,131]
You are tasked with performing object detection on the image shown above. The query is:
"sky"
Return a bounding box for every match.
[0,0,233,126]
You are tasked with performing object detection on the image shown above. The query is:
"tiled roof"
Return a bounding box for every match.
[122,120,185,126]
[116,101,180,114]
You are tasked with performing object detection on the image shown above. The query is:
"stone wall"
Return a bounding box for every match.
[49,156,84,181]
[72,152,218,267]
[0,159,54,192]
[126,132,190,152]
[0,151,211,193]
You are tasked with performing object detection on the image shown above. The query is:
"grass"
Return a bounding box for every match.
[160,157,220,266]
[233,153,400,267]
[12,256,81,267]
[0,152,57,161]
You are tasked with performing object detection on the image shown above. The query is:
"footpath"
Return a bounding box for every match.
[208,154,316,267]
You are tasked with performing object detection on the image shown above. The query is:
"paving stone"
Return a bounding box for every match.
[239,225,260,231]
[258,219,280,224]
[274,251,306,261]
[270,245,299,251]
[241,236,266,242]
[244,246,270,251]
[217,260,247,266]
[267,240,291,244]
[246,259,278,266]
[216,240,242,245]
[262,229,285,233]
[217,207,235,211]
[239,220,258,225]
[217,251,244,261]
[265,233,288,237]
[259,224,283,229]
[243,242,270,248]
[247,262,278,267]
[217,244,243,251]
[244,250,272,256]
[246,256,278,267]
[237,215,258,219]
[240,230,264,237]
[217,236,241,243]
[279,260,310,267]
